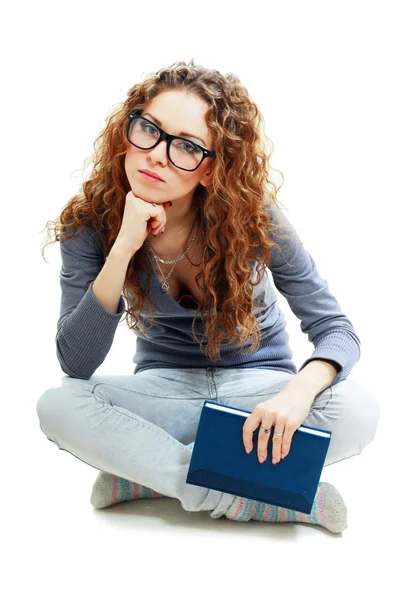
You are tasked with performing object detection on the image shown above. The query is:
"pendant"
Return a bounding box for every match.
[161,281,169,292]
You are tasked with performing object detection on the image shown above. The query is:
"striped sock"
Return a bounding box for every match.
[224,482,348,534]
[90,441,195,509]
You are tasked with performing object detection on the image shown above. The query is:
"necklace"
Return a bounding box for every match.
[145,216,199,293]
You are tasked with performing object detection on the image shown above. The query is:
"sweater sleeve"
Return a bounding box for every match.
[265,203,360,387]
[56,225,126,380]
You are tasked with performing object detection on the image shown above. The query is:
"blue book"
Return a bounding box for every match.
[186,400,332,514]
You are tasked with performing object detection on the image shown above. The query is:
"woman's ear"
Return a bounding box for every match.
[199,170,213,187]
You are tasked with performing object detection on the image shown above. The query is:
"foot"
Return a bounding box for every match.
[224,481,348,534]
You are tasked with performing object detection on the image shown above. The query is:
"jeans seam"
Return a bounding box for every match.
[91,381,202,400]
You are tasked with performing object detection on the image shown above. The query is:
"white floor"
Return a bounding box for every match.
[4,361,397,600]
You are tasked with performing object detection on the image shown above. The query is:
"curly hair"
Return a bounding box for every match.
[41,58,293,362]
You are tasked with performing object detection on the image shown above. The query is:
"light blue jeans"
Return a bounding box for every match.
[36,367,381,519]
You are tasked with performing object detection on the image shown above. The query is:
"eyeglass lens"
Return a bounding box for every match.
[128,117,203,170]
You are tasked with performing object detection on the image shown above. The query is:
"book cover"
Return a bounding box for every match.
[186,400,332,514]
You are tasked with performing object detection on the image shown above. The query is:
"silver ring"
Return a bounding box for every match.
[261,428,284,436]
[152,202,157,207]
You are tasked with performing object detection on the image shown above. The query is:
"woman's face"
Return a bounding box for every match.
[124,89,214,205]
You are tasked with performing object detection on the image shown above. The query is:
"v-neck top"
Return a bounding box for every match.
[176,293,199,309]
[55,203,360,386]
[149,267,200,314]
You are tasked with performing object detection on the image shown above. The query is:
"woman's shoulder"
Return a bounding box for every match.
[62,221,105,254]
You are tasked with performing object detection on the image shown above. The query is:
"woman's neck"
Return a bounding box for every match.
[146,207,202,259]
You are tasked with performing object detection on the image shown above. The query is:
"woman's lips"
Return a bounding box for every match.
[139,171,164,183]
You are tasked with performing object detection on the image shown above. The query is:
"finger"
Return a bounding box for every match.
[257,414,275,463]
[150,217,162,229]
[151,205,169,234]
[153,219,167,235]
[152,223,163,235]
[242,410,264,453]
[149,217,164,235]
[281,421,297,460]
[272,415,286,464]
[154,204,169,230]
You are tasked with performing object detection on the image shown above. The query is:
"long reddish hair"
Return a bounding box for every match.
[41,59,293,361]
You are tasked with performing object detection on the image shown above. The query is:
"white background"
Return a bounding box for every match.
[2,1,399,598]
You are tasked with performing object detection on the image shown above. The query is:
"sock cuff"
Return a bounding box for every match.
[224,496,252,521]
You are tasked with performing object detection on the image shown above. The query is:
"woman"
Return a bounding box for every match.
[37,59,380,534]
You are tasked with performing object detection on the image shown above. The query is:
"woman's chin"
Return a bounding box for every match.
[130,184,154,203]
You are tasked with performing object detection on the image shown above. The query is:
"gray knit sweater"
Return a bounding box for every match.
[55,203,360,385]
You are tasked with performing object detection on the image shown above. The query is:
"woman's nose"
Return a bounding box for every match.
[148,139,168,164]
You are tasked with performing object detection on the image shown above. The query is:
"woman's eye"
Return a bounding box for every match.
[178,141,197,153]
[142,124,158,134]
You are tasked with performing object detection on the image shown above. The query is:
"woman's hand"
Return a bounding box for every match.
[242,390,315,464]
[114,191,171,258]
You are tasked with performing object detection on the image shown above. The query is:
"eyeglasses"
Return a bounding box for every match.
[126,111,216,172]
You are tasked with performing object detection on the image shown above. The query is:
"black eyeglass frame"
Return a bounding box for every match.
[126,110,216,172]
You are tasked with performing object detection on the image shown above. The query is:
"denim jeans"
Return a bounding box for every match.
[36,367,381,519]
